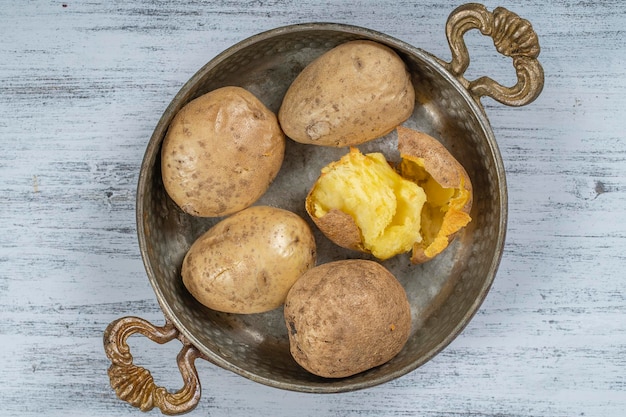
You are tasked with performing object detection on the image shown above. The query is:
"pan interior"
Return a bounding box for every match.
[138,24,505,392]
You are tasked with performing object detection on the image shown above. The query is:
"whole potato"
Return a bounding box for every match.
[182,206,316,314]
[278,40,415,147]
[284,259,411,378]
[161,86,285,217]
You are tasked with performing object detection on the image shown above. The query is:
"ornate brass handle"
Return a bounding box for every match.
[444,3,544,106]
[103,316,205,415]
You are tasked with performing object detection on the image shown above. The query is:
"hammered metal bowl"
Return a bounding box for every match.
[104,3,543,414]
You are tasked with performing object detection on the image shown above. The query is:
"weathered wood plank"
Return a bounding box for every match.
[1,0,625,416]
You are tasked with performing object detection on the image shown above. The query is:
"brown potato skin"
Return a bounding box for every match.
[182,206,316,314]
[161,86,285,217]
[284,260,411,378]
[397,126,473,214]
[396,126,473,264]
[304,206,365,253]
[278,40,415,147]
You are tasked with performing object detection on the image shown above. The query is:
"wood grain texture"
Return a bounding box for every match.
[1,1,625,416]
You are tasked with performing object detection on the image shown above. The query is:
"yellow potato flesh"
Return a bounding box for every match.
[399,156,472,259]
[310,148,426,260]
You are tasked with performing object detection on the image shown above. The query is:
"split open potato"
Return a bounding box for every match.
[306,126,473,263]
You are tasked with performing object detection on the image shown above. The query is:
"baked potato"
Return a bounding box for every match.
[397,126,473,263]
[278,40,415,147]
[182,206,316,314]
[284,259,411,378]
[305,147,426,261]
[161,86,285,217]
[306,126,472,263]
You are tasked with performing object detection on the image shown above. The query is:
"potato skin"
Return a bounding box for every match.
[284,260,411,378]
[278,40,415,147]
[305,208,364,253]
[161,86,285,217]
[397,126,473,214]
[182,206,316,314]
[396,126,473,264]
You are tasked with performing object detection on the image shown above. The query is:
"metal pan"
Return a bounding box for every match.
[104,3,543,414]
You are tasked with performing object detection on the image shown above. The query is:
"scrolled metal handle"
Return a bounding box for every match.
[103,316,205,415]
[445,3,544,106]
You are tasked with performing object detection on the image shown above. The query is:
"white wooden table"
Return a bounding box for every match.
[2,1,625,416]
